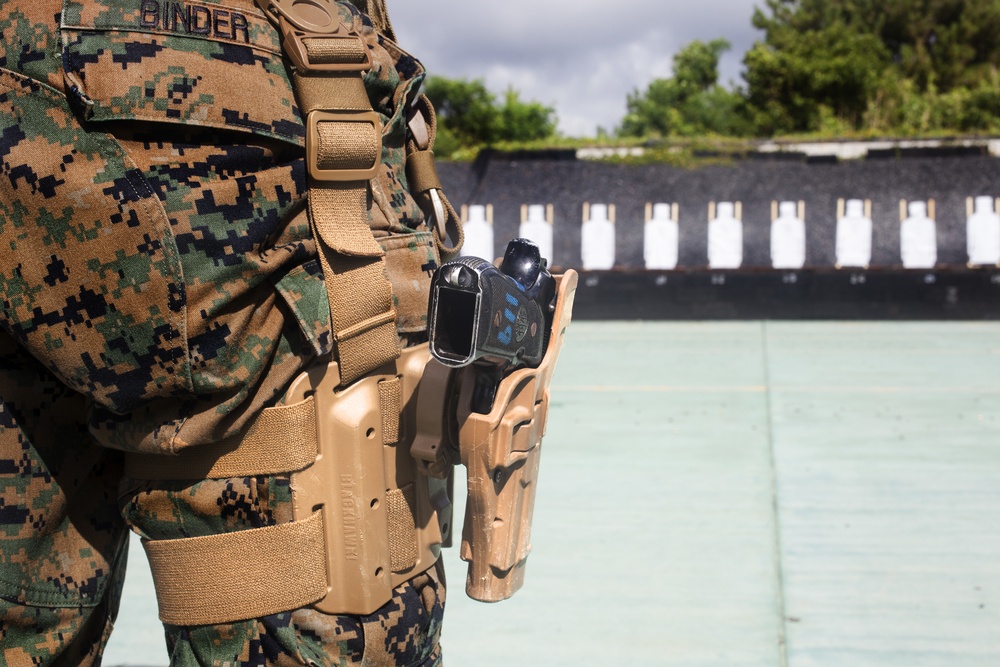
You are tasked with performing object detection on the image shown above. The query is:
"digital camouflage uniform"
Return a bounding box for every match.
[0,0,447,663]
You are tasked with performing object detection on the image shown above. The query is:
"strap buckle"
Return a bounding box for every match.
[307,110,382,182]
[257,0,372,73]
[281,21,373,73]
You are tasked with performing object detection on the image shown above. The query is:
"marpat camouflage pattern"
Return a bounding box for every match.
[0,0,445,663]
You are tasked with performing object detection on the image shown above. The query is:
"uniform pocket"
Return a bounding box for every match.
[0,68,190,414]
[60,0,304,146]
[379,230,438,334]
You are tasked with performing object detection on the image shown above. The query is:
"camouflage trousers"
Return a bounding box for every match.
[0,331,446,667]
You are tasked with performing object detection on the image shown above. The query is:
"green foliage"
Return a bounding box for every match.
[424,77,499,148]
[619,39,749,138]
[614,0,1000,141]
[742,21,890,134]
[424,76,556,155]
[857,0,1000,91]
[867,72,1000,135]
[743,0,1000,136]
[428,1,1000,150]
[961,76,1000,130]
[497,89,558,142]
[674,38,728,90]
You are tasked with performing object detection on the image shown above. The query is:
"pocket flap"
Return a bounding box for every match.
[380,230,439,334]
[60,0,304,146]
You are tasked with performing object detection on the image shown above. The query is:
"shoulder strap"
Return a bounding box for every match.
[258,0,400,385]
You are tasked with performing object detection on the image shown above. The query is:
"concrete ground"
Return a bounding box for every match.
[105,322,1000,666]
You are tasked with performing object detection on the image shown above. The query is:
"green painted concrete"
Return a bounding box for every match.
[104,322,1000,666]
[766,323,1000,667]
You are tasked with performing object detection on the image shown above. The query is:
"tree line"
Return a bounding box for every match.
[424,78,557,156]
[428,0,1000,153]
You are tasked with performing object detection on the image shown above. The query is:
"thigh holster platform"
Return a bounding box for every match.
[284,345,449,615]
[125,344,452,625]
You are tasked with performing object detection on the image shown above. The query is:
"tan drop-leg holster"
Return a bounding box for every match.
[281,345,451,616]
[123,0,576,627]
[414,272,578,603]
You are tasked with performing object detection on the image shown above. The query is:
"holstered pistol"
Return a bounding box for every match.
[417,239,578,601]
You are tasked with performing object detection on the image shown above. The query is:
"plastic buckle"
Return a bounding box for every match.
[261,0,341,32]
[258,0,372,73]
[281,23,373,73]
[307,110,382,182]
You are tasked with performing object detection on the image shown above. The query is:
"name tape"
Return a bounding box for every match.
[139,0,251,43]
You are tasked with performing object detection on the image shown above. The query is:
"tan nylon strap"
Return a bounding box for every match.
[316,121,381,172]
[288,17,400,385]
[387,484,418,572]
[378,377,401,445]
[293,39,399,385]
[336,309,396,342]
[144,511,328,626]
[309,187,399,384]
[303,37,367,64]
[293,72,371,112]
[334,312,400,385]
[308,190,394,325]
[309,184,384,256]
[405,95,463,259]
[310,247,399,384]
[124,398,318,480]
[405,149,441,194]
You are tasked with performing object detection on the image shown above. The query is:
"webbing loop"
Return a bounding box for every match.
[281,21,373,73]
[302,35,369,65]
[404,96,464,259]
[405,149,441,194]
[378,377,402,445]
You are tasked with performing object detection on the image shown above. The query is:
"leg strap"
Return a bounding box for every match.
[144,511,328,626]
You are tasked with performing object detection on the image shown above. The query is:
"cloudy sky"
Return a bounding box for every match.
[391,0,765,137]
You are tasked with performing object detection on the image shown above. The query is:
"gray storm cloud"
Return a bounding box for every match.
[391,0,763,136]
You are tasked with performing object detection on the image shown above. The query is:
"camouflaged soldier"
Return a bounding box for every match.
[0,0,465,663]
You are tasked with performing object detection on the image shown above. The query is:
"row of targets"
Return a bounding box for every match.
[460,197,1000,270]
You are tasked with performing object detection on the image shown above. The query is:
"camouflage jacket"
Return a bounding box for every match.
[0,0,439,454]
